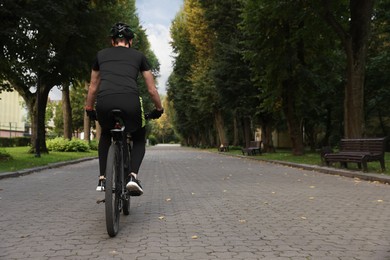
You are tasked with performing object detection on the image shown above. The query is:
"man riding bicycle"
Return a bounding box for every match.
[85,22,163,196]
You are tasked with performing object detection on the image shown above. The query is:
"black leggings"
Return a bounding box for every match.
[98,127,145,176]
[96,93,146,177]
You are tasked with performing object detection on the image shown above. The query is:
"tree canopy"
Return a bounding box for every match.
[167,0,388,152]
[0,0,160,152]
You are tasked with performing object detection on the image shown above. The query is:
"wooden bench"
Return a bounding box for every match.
[242,141,262,156]
[218,143,229,152]
[323,137,387,172]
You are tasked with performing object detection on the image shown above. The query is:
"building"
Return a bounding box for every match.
[0,91,28,137]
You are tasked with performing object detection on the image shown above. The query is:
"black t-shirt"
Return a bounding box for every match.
[92,46,150,97]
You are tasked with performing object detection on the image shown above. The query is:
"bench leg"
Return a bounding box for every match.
[380,159,386,172]
[341,162,348,168]
[362,161,368,172]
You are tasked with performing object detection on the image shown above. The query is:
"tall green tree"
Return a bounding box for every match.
[184,0,224,147]
[364,0,390,138]
[317,0,375,138]
[168,9,199,145]
[0,0,116,153]
[200,0,259,148]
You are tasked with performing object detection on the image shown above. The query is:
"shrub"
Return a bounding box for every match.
[47,137,68,152]
[66,138,90,152]
[47,137,90,152]
[148,135,157,146]
[89,140,99,150]
[0,137,30,147]
[0,148,12,161]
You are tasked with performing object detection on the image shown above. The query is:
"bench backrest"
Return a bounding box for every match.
[340,138,386,154]
[249,141,261,148]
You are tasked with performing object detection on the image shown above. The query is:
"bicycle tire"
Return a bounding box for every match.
[122,142,131,215]
[105,144,121,237]
[123,196,130,215]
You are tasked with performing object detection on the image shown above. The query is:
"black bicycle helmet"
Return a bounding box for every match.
[110,22,134,40]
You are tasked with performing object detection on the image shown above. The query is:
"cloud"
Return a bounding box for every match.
[143,23,173,94]
[137,0,183,94]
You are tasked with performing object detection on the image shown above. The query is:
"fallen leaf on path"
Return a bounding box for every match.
[191,235,198,239]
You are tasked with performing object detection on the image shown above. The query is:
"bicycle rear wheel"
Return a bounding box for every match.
[105,144,121,237]
[123,143,131,216]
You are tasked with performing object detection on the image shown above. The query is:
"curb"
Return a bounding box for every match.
[0,157,98,180]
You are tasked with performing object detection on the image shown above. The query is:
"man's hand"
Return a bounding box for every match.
[146,109,164,119]
[86,109,97,121]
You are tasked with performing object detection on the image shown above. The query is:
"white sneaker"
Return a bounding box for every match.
[96,176,105,192]
[126,176,143,196]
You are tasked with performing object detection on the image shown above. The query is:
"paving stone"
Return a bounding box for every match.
[0,145,389,259]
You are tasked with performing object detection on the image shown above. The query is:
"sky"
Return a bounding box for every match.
[136,0,183,94]
[49,0,182,100]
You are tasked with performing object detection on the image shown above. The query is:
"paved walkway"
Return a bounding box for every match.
[0,146,389,259]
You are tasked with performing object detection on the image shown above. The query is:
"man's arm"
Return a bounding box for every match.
[85,70,100,109]
[142,70,163,111]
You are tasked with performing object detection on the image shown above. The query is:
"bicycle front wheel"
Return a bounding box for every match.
[105,144,121,237]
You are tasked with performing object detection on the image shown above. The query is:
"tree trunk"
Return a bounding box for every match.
[83,82,91,141]
[83,113,91,141]
[214,109,227,146]
[233,112,239,146]
[62,84,72,140]
[322,0,375,138]
[242,116,252,147]
[282,80,304,155]
[34,80,51,154]
[261,123,275,153]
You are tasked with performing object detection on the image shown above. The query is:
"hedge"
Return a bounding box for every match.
[0,137,31,147]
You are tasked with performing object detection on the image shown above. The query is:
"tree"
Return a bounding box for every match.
[168,8,203,146]
[200,0,259,148]
[0,0,111,153]
[0,0,154,152]
[319,0,375,138]
[364,0,390,138]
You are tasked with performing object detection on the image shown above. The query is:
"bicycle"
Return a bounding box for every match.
[96,109,154,237]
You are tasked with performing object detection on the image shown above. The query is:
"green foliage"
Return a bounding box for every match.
[148,135,158,146]
[0,148,12,161]
[0,137,31,147]
[0,147,97,173]
[0,0,155,152]
[47,137,90,152]
[169,0,387,151]
[70,82,87,133]
[89,140,99,151]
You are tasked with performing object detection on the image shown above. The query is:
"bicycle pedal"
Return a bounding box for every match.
[96,199,105,204]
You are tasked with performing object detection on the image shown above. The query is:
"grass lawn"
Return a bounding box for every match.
[212,148,390,175]
[0,146,98,173]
